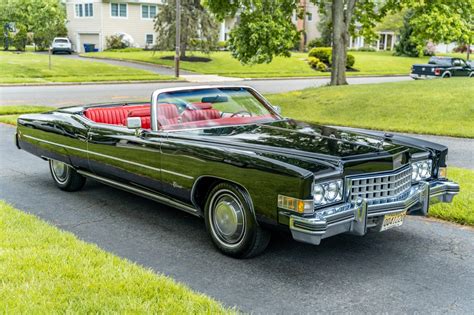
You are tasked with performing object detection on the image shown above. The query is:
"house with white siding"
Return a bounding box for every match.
[65,0,164,52]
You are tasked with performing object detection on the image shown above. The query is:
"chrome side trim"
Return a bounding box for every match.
[23,134,193,180]
[77,170,199,216]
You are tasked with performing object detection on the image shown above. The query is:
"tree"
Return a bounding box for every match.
[207,0,384,85]
[0,0,66,51]
[388,0,474,59]
[154,0,219,58]
[394,10,418,57]
[207,0,473,85]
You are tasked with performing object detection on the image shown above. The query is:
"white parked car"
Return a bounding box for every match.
[51,37,72,54]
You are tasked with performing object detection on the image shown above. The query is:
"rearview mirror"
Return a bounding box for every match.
[126,117,142,129]
[272,105,282,115]
[201,95,229,103]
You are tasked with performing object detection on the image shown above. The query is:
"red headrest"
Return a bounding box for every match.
[192,102,213,110]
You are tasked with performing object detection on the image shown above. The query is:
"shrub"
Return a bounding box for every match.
[453,44,473,53]
[315,61,328,71]
[307,56,321,68]
[106,35,128,50]
[307,38,324,49]
[423,41,436,56]
[308,47,332,63]
[355,46,376,52]
[346,53,355,68]
[13,25,27,51]
[32,31,50,51]
[218,41,228,50]
[307,57,328,72]
[309,47,355,69]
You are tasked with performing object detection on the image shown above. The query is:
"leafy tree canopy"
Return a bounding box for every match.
[0,0,66,50]
[385,0,474,53]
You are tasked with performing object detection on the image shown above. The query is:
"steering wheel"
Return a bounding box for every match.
[231,110,252,117]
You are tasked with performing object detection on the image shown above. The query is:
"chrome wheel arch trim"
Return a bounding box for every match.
[190,175,257,222]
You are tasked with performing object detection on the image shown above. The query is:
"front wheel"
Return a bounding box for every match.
[49,160,86,191]
[204,182,270,258]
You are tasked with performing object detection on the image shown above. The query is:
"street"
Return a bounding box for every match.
[0,76,410,107]
[1,123,473,313]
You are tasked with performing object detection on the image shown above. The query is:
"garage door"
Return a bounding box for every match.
[79,34,100,53]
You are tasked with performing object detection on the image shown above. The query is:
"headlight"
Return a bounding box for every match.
[411,160,432,182]
[313,179,343,207]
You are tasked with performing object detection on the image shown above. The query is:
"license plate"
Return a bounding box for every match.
[381,211,406,231]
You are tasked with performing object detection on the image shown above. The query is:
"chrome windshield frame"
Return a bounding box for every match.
[149,85,282,132]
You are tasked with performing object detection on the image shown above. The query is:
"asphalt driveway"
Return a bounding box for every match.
[1,123,473,313]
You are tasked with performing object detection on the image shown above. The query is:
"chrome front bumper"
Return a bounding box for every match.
[283,179,459,245]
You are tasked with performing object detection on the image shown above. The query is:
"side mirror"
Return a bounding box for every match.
[126,117,142,134]
[272,105,282,115]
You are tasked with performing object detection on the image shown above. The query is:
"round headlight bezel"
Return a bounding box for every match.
[411,159,432,182]
[313,179,343,207]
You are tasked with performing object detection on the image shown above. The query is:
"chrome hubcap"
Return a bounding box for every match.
[212,193,244,244]
[51,160,68,182]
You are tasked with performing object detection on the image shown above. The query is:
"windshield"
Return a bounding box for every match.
[54,39,69,43]
[155,87,279,130]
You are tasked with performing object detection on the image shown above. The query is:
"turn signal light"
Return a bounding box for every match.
[278,195,314,214]
[438,167,447,178]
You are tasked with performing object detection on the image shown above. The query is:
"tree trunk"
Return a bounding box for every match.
[330,0,347,85]
[180,43,186,58]
[467,43,470,61]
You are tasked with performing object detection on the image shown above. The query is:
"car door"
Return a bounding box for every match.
[451,59,469,77]
[86,124,164,192]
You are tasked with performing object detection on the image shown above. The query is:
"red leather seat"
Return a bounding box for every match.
[126,107,151,129]
[157,103,180,126]
[84,105,151,128]
[84,107,129,125]
[181,109,221,122]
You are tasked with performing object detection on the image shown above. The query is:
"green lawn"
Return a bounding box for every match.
[84,50,465,78]
[0,51,174,83]
[0,105,55,126]
[0,200,231,313]
[267,78,474,138]
[429,168,474,226]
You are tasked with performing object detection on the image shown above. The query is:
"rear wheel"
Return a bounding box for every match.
[49,160,86,191]
[204,182,270,258]
[442,72,451,78]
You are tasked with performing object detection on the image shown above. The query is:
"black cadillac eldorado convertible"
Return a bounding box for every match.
[16,86,460,258]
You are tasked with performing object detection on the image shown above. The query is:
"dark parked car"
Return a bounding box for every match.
[16,86,460,257]
[411,56,473,79]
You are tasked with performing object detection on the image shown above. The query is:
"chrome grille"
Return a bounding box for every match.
[349,166,412,203]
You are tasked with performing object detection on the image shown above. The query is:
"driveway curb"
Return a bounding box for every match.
[0,79,187,87]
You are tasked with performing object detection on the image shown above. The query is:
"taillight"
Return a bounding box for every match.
[434,68,441,75]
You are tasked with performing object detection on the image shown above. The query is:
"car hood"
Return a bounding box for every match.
[171,120,421,174]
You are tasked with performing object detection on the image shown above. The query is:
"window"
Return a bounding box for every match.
[111,3,127,17]
[146,34,154,45]
[142,5,157,19]
[307,13,312,21]
[75,4,83,17]
[75,3,93,17]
